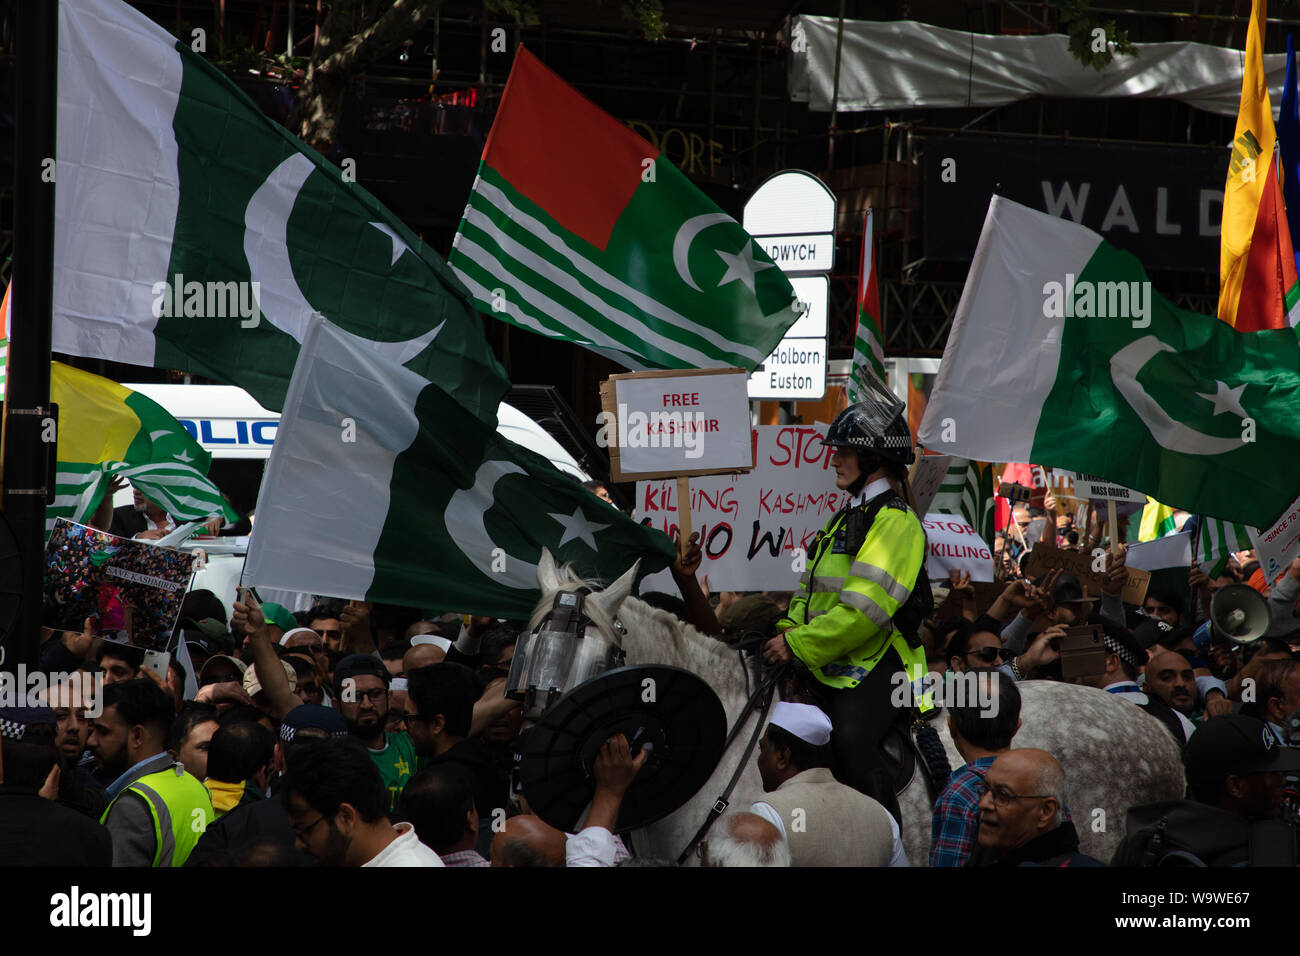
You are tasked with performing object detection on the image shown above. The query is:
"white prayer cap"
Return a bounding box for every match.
[280,627,319,646]
[411,635,452,652]
[768,702,832,747]
[390,677,409,692]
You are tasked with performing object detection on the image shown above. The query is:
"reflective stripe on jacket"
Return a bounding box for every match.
[101,764,215,867]
[779,496,927,692]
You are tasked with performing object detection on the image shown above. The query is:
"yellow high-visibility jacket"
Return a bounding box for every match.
[778,490,928,693]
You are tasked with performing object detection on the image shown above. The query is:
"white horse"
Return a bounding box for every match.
[533,553,1187,865]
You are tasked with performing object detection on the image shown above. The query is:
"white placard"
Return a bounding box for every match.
[1252,490,1300,582]
[1072,473,1149,505]
[636,423,846,591]
[909,455,952,517]
[923,513,995,583]
[608,371,753,478]
[747,337,827,400]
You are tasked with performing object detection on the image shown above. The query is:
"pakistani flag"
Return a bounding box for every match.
[448,47,800,371]
[53,0,507,419]
[49,362,237,536]
[244,319,675,618]
[847,208,886,403]
[932,458,995,545]
[917,197,1300,530]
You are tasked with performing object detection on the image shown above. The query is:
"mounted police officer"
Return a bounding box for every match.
[762,371,931,822]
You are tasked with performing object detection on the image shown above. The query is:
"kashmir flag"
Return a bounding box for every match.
[916,196,1300,530]
[447,46,800,372]
[1138,499,1181,541]
[48,362,236,535]
[1217,0,1300,332]
[245,319,675,618]
[932,458,995,545]
[1192,516,1255,577]
[52,0,507,419]
[847,208,886,403]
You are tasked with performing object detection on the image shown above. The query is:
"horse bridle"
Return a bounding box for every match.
[675,633,787,865]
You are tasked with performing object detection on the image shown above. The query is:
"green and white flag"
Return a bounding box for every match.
[1192,516,1255,578]
[53,0,507,419]
[847,207,886,403]
[918,197,1300,530]
[244,320,675,618]
[448,47,800,372]
[931,458,995,545]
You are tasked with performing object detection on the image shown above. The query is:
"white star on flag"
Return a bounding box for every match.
[1196,380,1249,419]
[715,241,775,293]
[174,450,194,463]
[369,221,411,267]
[548,507,609,551]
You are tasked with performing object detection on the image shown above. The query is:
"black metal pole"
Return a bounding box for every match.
[3,0,58,670]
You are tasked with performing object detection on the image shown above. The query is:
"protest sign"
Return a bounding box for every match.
[599,368,753,481]
[934,581,1005,621]
[1072,473,1149,506]
[909,454,951,517]
[923,513,994,582]
[636,423,847,591]
[1252,490,1300,582]
[1022,542,1150,605]
[43,519,195,649]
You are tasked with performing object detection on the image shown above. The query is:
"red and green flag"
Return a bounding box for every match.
[847,207,886,403]
[1217,0,1300,333]
[449,47,801,371]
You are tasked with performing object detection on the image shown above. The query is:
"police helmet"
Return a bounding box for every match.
[821,368,915,465]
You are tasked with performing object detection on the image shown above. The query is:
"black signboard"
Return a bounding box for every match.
[923,135,1228,271]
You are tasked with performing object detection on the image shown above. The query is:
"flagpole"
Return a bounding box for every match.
[2,0,59,670]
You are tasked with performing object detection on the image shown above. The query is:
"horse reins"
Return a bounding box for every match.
[675,642,787,866]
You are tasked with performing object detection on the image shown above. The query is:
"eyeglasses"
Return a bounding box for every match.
[349,688,387,703]
[292,815,327,840]
[977,781,1052,808]
[965,646,1012,663]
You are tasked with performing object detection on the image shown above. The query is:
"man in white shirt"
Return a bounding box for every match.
[281,736,443,867]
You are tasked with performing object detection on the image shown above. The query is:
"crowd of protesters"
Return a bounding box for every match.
[4,477,1300,869]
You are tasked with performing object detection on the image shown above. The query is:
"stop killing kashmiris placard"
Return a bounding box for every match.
[634,425,996,592]
[635,423,850,591]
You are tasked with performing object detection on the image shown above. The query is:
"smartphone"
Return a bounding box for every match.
[1057,624,1108,680]
[142,648,171,677]
[998,481,1032,504]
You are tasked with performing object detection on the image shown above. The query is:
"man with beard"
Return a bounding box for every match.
[281,736,443,866]
[404,662,508,854]
[1144,650,1200,723]
[333,654,419,813]
[42,675,109,814]
[89,679,214,866]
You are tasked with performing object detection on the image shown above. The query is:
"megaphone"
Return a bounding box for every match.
[1193,583,1270,651]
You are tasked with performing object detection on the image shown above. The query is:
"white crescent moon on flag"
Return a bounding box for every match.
[671,212,732,292]
[244,154,444,363]
[1109,336,1248,456]
[445,460,538,589]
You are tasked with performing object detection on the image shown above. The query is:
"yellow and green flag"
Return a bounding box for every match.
[49,362,236,535]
